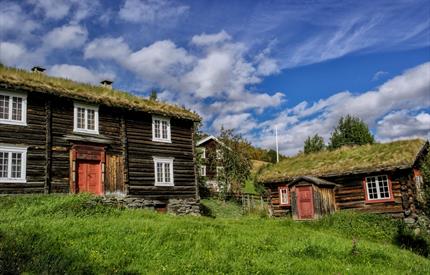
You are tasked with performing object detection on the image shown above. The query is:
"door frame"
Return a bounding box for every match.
[296,185,314,220]
[69,144,106,194]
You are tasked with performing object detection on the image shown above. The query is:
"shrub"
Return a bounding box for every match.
[395,223,430,258]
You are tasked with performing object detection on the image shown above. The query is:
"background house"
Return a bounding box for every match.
[0,65,201,214]
[258,139,428,222]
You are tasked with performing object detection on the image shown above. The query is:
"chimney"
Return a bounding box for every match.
[31,66,46,73]
[100,80,113,89]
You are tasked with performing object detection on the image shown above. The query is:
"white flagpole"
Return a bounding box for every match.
[275,126,279,163]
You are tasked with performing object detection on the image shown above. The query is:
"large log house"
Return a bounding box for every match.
[0,65,201,213]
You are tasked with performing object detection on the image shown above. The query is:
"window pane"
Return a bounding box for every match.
[367,177,378,199]
[154,120,161,138]
[156,162,163,182]
[162,121,168,139]
[280,188,288,204]
[12,97,22,121]
[0,152,8,178]
[0,95,9,120]
[77,108,85,129]
[378,176,390,198]
[164,163,171,182]
[87,109,95,130]
[11,152,22,178]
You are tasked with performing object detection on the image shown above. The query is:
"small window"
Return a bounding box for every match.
[279,186,289,205]
[200,165,206,176]
[73,103,99,134]
[197,148,206,159]
[365,175,392,201]
[153,157,174,186]
[0,145,27,183]
[216,149,222,159]
[0,91,27,125]
[152,116,171,143]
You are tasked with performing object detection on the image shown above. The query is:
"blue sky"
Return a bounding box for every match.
[1,0,429,154]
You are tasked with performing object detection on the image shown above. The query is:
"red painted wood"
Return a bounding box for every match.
[297,186,314,219]
[77,160,102,195]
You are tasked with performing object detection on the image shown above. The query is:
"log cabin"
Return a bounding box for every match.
[0,65,201,214]
[258,139,429,221]
[196,135,226,192]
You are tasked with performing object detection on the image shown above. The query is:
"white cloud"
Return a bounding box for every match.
[0,42,43,68]
[47,64,115,84]
[372,70,388,81]
[84,37,131,60]
[191,30,231,46]
[253,62,430,155]
[43,25,88,49]
[212,113,257,134]
[0,2,38,37]
[119,0,189,23]
[28,0,98,22]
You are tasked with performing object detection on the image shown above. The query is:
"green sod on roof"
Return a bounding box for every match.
[258,139,428,183]
[0,65,201,121]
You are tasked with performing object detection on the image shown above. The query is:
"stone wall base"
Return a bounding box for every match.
[101,196,201,216]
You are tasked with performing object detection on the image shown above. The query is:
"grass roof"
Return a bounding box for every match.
[258,139,428,183]
[0,65,200,121]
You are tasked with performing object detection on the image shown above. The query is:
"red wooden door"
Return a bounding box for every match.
[77,160,102,195]
[297,186,314,219]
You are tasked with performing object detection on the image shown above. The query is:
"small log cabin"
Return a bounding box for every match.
[0,65,201,213]
[258,139,429,221]
[196,135,225,192]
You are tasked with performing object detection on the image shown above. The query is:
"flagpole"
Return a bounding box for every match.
[275,126,279,163]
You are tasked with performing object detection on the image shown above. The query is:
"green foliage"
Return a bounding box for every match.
[395,223,430,257]
[304,134,325,154]
[149,89,158,101]
[419,151,430,216]
[1,195,430,274]
[329,115,375,149]
[216,128,252,197]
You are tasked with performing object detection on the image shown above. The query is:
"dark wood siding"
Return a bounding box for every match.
[0,92,46,194]
[127,113,197,199]
[267,183,291,217]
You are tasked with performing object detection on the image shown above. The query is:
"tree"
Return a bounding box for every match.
[328,115,374,149]
[149,89,158,101]
[267,149,278,163]
[215,128,252,198]
[304,134,325,154]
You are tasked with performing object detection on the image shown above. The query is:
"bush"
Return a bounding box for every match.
[395,223,430,258]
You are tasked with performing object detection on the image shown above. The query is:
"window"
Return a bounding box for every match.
[279,186,289,205]
[216,149,222,159]
[152,116,171,143]
[153,157,174,186]
[200,165,206,176]
[73,103,99,134]
[197,148,206,159]
[0,91,27,125]
[365,175,392,202]
[0,146,27,183]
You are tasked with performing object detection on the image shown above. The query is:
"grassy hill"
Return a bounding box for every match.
[1,195,429,274]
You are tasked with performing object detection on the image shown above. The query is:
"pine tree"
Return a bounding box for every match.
[328,115,374,149]
[149,89,158,101]
[304,134,325,154]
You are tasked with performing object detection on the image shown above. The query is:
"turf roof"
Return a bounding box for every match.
[0,65,200,121]
[258,139,428,183]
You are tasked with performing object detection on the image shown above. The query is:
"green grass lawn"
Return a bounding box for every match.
[1,195,429,274]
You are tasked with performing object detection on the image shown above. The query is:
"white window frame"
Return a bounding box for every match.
[73,102,99,134]
[279,186,289,205]
[200,165,206,176]
[365,175,391,201]
[153,157,174,186]
[0,90,27,126]
[198,147,206,159]
[0,145,27,183]
[216,149,222,160]
[152,116,171,143]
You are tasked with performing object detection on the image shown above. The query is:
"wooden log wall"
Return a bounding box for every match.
[0,92,46,194]
[126,113,197,200]
[267,183,290,217]
[332,171,407,216]
[198,139,219,180]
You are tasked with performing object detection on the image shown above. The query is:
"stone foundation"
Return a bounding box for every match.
[101,196,201,216]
